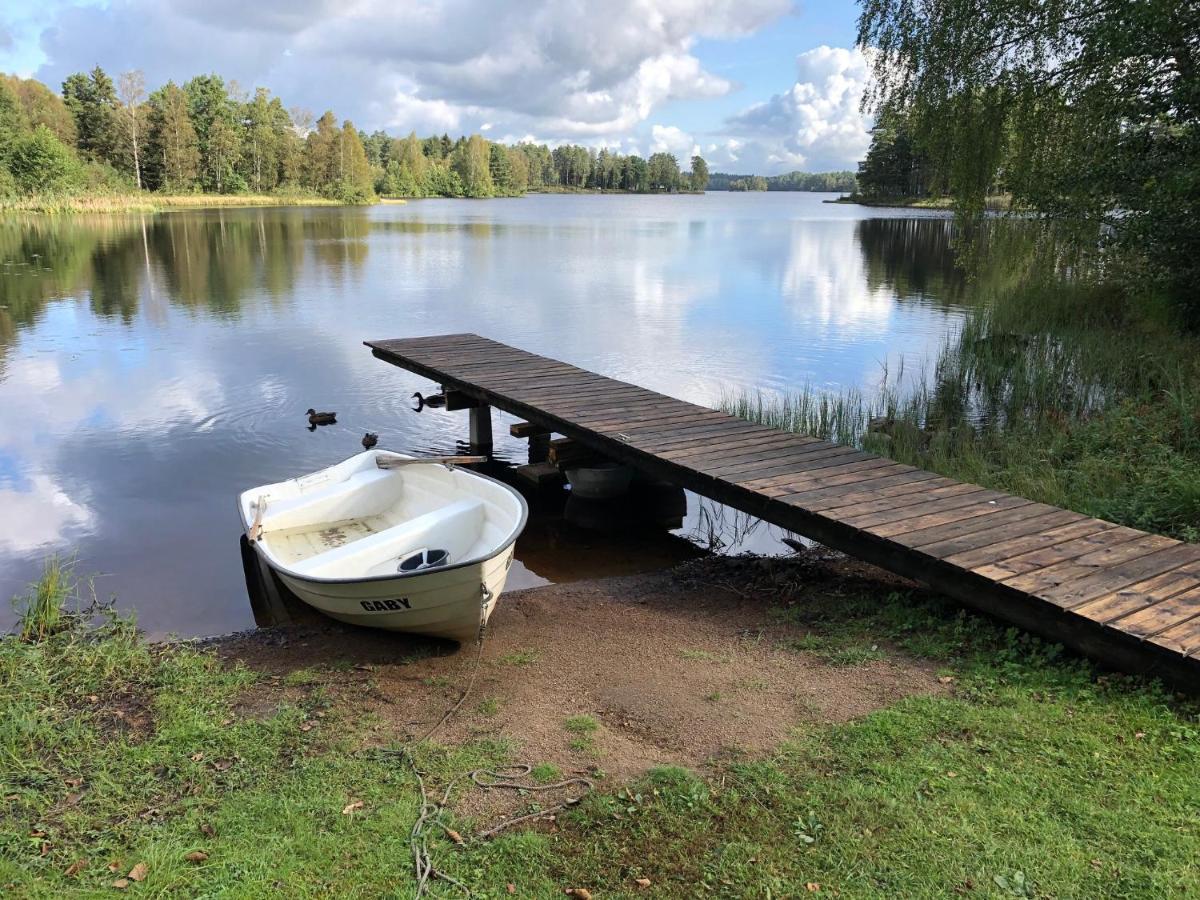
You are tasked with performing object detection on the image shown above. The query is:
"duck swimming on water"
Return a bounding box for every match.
[411,392,447,410]
[362,432,379,449]
[306,408,337,426]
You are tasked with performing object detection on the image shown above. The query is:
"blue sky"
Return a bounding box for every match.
[0,0,872,174]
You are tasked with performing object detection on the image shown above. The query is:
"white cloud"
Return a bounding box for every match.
[650,124,699,159]
[711,45,873,174]
[31,0,792,146]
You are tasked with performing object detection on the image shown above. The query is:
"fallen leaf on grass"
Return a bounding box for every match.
[444,828,464,845]
[127,862,147,882]
[342,800,364,815]
[64,777,84,787]
[65,859,88,877]
[190,752,204,762]
[111,878,130,889]
[938,676,955,684]
[65,792,84,805]
[212,758,235,772]
[200,823,216,837]
[635,877,651,887]
[565,890,592,899]
[299,722,313,732]
[806,884,821,892]
[184,851,209,863]
[507,885,516,895]
[107,860,123,873]
[40,842,51,856]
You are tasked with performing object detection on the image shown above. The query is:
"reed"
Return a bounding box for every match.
[12,556,81,642]
[724,277,1200,541]
[1,192,347,214]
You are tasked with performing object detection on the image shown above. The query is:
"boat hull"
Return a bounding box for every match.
[268,542,515,644]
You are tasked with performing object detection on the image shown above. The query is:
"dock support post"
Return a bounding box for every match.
[528,433,550,464]
[469,404,493,454]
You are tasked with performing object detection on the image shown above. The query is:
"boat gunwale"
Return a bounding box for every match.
[237,449,529,586]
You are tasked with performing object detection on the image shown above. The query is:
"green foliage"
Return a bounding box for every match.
[7,65,709,204]
[856,113,935,199]
[7,126,82,195]
[709,170,857,191]
[857,0,1200,326]
[61,67,118,164]
[146,82,200,192]
[647,151,682,191]
[727,175,768,191]
[452,133,494,198]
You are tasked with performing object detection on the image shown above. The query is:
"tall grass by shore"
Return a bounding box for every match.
[0,192,350,214]
[725,272,1200,541]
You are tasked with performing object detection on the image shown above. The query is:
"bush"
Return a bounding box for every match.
[7,125,81,195]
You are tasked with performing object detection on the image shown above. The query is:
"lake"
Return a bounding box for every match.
[0,192,967,636]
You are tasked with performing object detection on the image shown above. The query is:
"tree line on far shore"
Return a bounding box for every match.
[0,67,718,203]
[359,133,709,197]
[706,171,856,192]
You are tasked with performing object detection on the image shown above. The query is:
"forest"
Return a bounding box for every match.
[706,170,856,192]
[0,68,710,204]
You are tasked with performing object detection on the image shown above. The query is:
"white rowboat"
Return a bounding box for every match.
[238,450,528,643]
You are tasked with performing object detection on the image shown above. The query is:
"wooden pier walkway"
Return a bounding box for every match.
[368,333,1200,689]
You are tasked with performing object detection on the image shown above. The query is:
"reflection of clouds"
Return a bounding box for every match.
[0,473,93,554]
[780,223,895,331]
[0,320,227,555]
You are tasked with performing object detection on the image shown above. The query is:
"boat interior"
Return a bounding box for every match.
[240,451,525,580]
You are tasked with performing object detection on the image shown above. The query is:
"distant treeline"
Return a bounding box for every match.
[0,67,710,204]
[358,134,709,197]
[707,171,857,192]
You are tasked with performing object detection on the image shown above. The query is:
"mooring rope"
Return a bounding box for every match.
[375,585,593,897]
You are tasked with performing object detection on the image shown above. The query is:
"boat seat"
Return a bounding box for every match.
[286,498,484,579]
[258,467,395,533]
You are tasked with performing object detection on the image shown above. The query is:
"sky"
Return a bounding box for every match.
[0,0,874,174]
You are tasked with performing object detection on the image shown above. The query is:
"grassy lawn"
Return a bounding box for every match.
[2,564,1197,898]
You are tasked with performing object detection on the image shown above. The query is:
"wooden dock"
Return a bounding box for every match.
[367,333,1200,689]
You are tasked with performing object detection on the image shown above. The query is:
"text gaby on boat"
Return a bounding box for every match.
[238,450,528,643]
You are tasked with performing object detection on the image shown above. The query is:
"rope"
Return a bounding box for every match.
[373,584,594,897]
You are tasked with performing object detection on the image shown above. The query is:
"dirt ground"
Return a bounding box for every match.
[214,553,948,828]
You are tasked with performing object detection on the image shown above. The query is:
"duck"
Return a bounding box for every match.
[306,408,337,426]
[362,432,379,449]
[411,391,447,410]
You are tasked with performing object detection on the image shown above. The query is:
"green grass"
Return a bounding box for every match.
[3,566,1197,897]
[477,696,501,716]
[498,648,540,666]
[564,715,599,735]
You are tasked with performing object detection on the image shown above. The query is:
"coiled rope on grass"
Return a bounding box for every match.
[375,587,593,896]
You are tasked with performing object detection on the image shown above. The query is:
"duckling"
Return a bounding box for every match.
[411,391,447,410]
[306,408,337,426]
[362,432,379,449]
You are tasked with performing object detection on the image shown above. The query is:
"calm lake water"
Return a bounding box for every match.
[0,192,966,637]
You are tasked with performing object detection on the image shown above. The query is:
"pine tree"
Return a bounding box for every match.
[62,67,118,164]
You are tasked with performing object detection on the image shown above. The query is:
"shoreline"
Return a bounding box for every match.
[0,193,358,214]
[826,194,1011,210]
